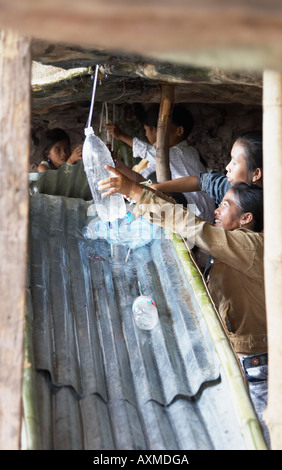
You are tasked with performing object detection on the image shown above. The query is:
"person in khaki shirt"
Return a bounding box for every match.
[98,168,270,447]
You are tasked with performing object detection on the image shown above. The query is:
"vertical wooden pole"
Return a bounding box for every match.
[263,70,282,450]
[0,30,31,450]
[155,84,175,183]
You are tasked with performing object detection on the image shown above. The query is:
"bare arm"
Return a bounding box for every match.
[151,175,200,193]
[98,165,151,201]
[37,163,48,173]
[114,159,146,183]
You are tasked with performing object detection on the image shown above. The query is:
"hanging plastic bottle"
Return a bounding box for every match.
[82,65,126,222]
[132,295,159,330]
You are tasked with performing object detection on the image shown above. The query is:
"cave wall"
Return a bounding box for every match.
[30,101,262,174]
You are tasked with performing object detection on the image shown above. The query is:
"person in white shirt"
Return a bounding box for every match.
[106,105,215,223]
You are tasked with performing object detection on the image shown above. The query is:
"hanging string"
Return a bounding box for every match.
[99,102,105,133]
[111,103,116,151]
[138,281,143,296]
[99,101,110,143]
[105,102,110,143]
[86,64,99,129]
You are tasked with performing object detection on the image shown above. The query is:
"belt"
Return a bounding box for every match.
[241,353,268,371]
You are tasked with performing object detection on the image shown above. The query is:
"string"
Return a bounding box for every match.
[111,103,116,151]
[99,102,105,133]
[105,102,110,142]
[86,64,99,129]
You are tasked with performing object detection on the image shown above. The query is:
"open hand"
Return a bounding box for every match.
[68,145,82,164]
[98,166,143,201]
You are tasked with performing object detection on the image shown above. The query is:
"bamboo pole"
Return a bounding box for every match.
[0,30,31,450]
[155,83,175,183]
[171,234,267,450]
[262,70,282,450]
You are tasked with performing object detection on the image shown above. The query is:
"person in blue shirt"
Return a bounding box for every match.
[150,130,263,206]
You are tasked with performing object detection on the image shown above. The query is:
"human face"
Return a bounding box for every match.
[214,189,243,231]
[47,139,71,168]
[144,125,157,145]
[225,141,248,185]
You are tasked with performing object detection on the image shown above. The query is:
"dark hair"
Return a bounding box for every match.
[231,182,263,232]
[142,104,194,137]
[142,104,159,128]
[171,105,194,137]
[235,130,263,175]
[42,128,70,158]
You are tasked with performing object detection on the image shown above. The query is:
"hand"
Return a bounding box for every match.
[105,123,123,139]
[98,166,143,201]
[105,123,133,147]
[68,145,82,164]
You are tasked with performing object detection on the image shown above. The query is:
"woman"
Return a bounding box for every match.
[98,168,269,446]
[151,130,263,206]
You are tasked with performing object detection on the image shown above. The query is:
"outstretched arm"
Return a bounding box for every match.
[114,159,146,183]
[98,165,152,201]
[151,175,200,193]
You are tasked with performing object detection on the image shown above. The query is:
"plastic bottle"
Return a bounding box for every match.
[82,219,114,240]
[82,219,105,240]
[132,295,159,330]
[82,126,126,222]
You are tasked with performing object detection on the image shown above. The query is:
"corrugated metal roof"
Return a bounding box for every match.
[23,166,266,450]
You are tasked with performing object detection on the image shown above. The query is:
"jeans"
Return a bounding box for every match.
[240,353,270,449]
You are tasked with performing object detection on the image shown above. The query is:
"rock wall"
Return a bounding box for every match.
[30,101,262,174]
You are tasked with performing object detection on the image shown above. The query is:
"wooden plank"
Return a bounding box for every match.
[0,1,282,69]
[263,70,282,451]
[0,30,31,450]
[155,84,174,183]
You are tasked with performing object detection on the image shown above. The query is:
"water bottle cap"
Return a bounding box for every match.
[84,126,94,137]
[82,226,93,239]
[132,295,157,310]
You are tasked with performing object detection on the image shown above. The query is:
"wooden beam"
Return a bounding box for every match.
[0,30,31,450]
[262,70,282,450]
[155,84,175,183]
[1,1,282,70]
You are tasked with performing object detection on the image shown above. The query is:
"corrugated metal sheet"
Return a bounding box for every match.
[29,160,92,200]
[23,167,265,450]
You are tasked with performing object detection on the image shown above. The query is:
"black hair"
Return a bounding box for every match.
[142,104,194,137]
[142,104,159,128]
[231,182,263,232]
[235,130,263,175]
[42,128,71,158]
[171,105,194,137]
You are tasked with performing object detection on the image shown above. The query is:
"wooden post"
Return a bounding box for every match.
[263,70,282,450]
[0,30,31,450]
[155,84,175,183]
